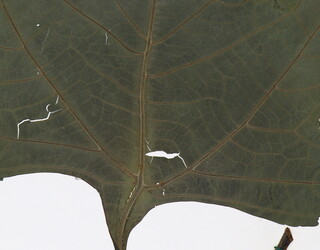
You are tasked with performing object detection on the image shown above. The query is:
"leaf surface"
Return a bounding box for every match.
[0,0,320,249]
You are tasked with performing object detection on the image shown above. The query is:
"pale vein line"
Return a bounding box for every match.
[114,0,146,39]
[71,47,137,98]
[0,165,107,185]
[275,84,320,92]
[0,75,42,85]
[148,12,293,79]
[153,0,218,45]
[229,139,284,156]
[292,102,320,146]
[295,133,320,149]
[153,0,251,45]
[158,25,320,187]
[144,96,222,105]
[188,25,320,171]
[0,134,101,153]
[294,10,310,38]
[300,55,320,58]
[152,192,318,219]
[193,170,320,185]
[246,124,294,133]
[149,117,192,129]
[0,143,10,159]
[2,3,135,178]
[63,0,144,55]
[91,95,138,116]
[0,45,24,50]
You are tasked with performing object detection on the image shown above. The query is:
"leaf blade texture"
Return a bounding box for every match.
[0,0,319,249]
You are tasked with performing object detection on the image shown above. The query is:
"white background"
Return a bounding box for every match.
[0,173,319,250]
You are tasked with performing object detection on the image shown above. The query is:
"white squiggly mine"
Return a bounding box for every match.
[16,96,61,139]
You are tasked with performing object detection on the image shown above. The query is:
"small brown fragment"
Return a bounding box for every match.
[275,227,293,250]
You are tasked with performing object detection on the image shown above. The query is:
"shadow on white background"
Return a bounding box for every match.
[0,173,318,250]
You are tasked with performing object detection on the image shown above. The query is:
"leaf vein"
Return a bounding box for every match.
[148,11,294,79]
[63,0,144,55]
[2,3,135,179]
[114,0,147,39]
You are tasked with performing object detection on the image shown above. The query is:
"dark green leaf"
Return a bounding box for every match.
[0,0,319,249]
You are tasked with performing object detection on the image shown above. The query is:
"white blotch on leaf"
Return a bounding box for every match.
[16,96,61,139]
[145,151,187,168]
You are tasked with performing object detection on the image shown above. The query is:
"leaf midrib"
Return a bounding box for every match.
[116,0,157,247]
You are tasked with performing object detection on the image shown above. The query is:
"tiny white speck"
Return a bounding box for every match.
[16,96,61,139]
[36,24,40,27]
[104,32,109,45]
